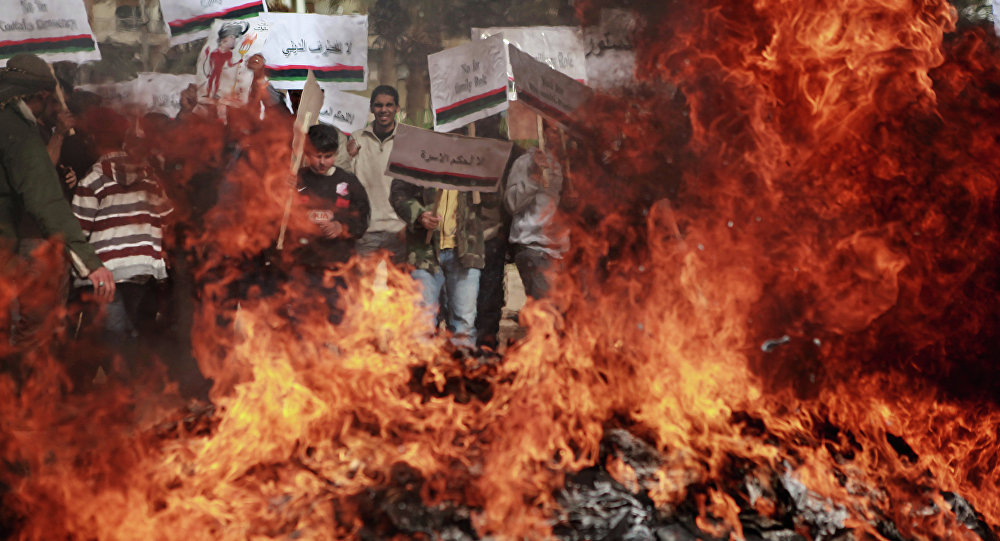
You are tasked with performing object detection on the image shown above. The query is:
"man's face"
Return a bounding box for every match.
[220,35,236,51]
[307,147,337,175]
[370,93,398,132]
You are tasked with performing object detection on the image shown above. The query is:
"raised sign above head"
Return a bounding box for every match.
[259,13,368,92]
[0,0,101,64]
[159,0,266,46]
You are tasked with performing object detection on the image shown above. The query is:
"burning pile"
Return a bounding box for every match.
[3,0,1000,539]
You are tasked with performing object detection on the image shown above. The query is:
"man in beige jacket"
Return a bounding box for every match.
[345,85,406,263]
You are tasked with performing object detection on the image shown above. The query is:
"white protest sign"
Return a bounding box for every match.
[77,79,135,108]
[317,85,369,136]
[133,73,199,117]
[508,44,593,133]
[0,0,100,64]
[428,34,509,133]
[79,73,198,118]
[159,0,266,46]
[260,13,368,91]
[584,9,637,91]
[195,17,270,106]
[387,123,514,192]
[472,26,587,84]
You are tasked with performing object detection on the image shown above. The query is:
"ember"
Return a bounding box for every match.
[3,0,1000,539]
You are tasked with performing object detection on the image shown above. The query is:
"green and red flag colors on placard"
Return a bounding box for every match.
[387,124,513,192]
[260,13,368,92]
[0,0,100,63]
[428,34,510,133]
[159,0,266,46]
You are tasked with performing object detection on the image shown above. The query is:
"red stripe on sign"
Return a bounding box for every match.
[168,1,261,27]
[434,87,507,114]
[265,64,365,72]
[390,163,496,182]
[0,34,92,47]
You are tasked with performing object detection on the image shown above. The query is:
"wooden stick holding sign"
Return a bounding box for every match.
[276,70,324,250]
[536,115,549,188]
[48,63,74,136]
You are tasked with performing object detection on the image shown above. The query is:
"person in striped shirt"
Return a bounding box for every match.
[71,108,173,375]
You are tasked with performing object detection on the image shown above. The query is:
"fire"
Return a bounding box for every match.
[3,0,1000,539]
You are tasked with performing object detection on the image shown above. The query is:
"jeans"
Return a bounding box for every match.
[412,249,480,347]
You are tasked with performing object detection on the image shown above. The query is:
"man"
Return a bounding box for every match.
[345,85,406,262]
[1,54,114,352]
[389,177,492,349]
[504,121,574,299]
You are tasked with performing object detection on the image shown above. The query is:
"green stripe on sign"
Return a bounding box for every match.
[435,91,507,126]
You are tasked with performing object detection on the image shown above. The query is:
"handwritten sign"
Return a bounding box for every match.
[428,34,509,133]
[508,44,593,133]
[583,8,637,90]
[195,17,270,106]
[80,73,198,118]
[0,0,100,64]
[387,124,513,192]
[260,13,368,91]
[317,84,369,136]
[158,0,265,46]
[472,26,587,85]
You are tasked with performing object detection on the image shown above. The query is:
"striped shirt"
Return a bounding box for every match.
[71,152,173,286]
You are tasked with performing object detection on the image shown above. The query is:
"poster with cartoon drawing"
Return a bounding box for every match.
[196,17,269,106]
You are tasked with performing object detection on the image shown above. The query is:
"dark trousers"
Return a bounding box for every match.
[514,245,555,300]
[475,235,507,347]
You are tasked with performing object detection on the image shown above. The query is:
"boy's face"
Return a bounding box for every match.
[306,147,337,175]
[370,93,398,132]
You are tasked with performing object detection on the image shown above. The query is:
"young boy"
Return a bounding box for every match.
[295,123,370,322]
[71,107,173,379]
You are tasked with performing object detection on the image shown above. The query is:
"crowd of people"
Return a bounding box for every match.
[0,51,578,400]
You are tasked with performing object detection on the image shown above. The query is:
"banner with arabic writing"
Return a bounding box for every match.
[0,0,100,64]
[317,84,369,136]
[159,0,265,46]
[472,26,588,86]
[428,35,508,133]
[260,13,368,91]
[195,17,270,106]
[79,73,198,118]
[387,124,513,192]
[508,44,593,134]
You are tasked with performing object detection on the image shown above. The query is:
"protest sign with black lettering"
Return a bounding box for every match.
[387,124,514,192]
[260,13,367,91]
[583,8,637,91]
[195,17,270,106]
[428,34,508,133]
[472,26,587,85]
[508,44,593,133]
[79,73,198,118]
[317,85,369,136]
[159,0,265,46]
[0,0,100,64]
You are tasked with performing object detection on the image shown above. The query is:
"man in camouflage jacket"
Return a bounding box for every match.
[389,178,498,347]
